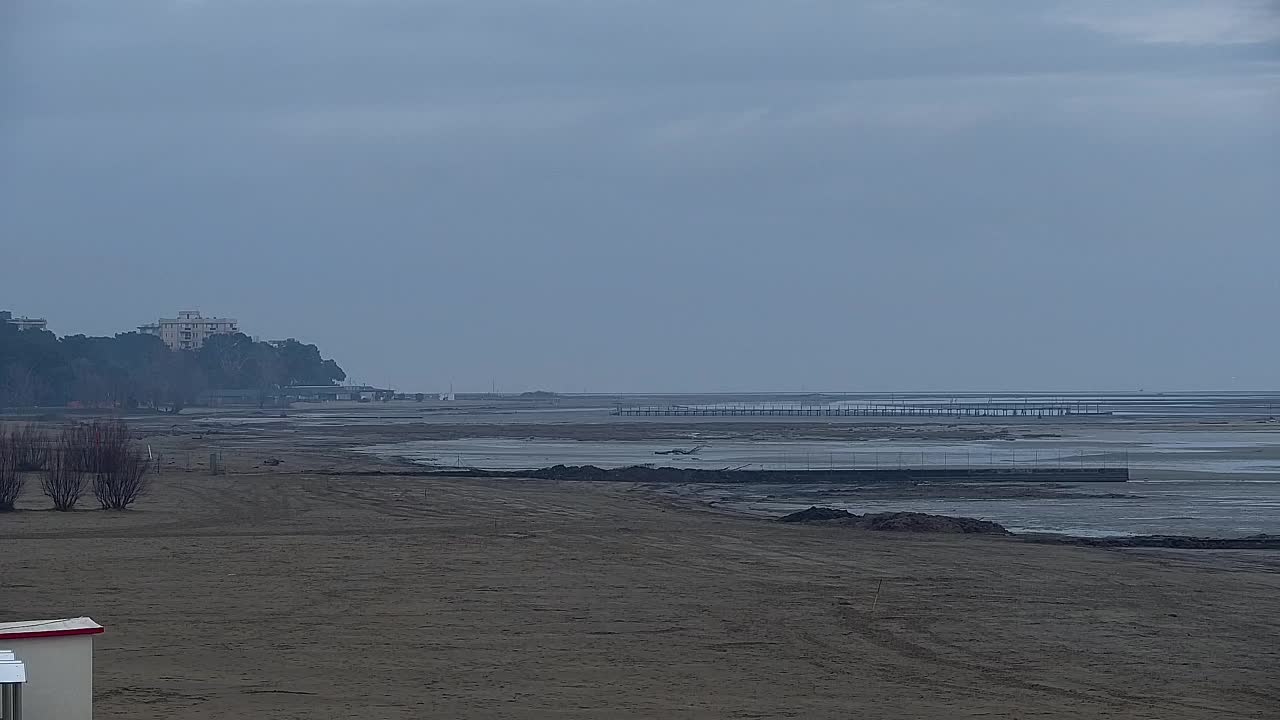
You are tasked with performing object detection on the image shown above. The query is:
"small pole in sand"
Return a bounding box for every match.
[871,579,885,613]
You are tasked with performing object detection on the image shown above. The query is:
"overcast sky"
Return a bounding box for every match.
[2,0,1278,392]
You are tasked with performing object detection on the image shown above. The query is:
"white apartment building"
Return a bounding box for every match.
[1,310,48,331]
[138,310,240,350]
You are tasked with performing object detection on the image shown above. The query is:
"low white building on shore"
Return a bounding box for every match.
[0,617,103,720]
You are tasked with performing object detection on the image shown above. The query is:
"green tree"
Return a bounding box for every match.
[0,314,345,409]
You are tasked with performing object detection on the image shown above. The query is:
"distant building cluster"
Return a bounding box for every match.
[1,310,48,332]
[202,385,395,407]
[7,307,243,351]
[138,310,239,351]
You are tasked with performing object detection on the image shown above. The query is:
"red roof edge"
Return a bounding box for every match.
[0,627,105,641]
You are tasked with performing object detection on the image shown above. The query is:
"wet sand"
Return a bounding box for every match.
[2,416,1279,718]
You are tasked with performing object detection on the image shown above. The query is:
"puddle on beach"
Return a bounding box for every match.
[357,436,1280,475]
[359,435,1280,537]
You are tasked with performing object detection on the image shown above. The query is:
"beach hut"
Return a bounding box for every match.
[0,649,25,719]
[0,618,103,720]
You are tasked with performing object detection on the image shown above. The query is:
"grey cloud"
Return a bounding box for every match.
[1056,0,1280,46]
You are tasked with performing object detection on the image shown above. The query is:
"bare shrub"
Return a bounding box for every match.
[62,420,130,475]
[10,424,51,471]
[0,430,23,512]
[39,420,150,511]
[42,447,87,511]
[94,447,151,510]
[59,422,92,471]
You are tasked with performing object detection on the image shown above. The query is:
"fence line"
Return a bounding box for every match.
[614,402,1108,418]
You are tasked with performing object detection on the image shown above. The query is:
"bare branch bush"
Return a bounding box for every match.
[93,445,152,510]
[32,420,151,512]
[42,445,88,511]
[62,420,130,475]
[66,420,151,510]
[10,424,51,471]
[0,429,23,512]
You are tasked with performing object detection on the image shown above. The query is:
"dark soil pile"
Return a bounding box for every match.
[777,507,854,523]
[1027,534,1280,549]
[777,506,1011,535]
[856,512,1010,535]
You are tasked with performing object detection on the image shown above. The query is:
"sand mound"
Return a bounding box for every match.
[778,506,1010,535]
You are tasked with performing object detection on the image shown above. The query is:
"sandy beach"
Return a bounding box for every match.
[2,410,1279,719]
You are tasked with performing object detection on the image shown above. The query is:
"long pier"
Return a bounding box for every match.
[613,403,1108,418]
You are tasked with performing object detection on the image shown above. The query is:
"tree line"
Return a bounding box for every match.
[0,318,346,411]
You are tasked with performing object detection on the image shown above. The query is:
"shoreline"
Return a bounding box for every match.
[324,456,1278,548]
[3,420,1280,718]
